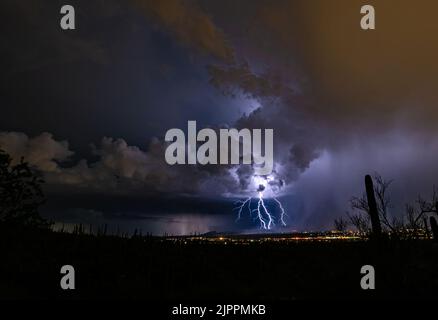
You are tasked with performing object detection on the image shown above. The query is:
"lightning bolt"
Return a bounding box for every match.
[274,197,287,226]
[254,194,268,229]
[234,191,287,230]
[234,197,251,222]
[258,191,274,229]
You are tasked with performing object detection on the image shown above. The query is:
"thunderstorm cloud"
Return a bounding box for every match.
[2,0,438,230]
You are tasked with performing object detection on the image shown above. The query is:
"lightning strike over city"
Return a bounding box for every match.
[234,175,287,230]
[2,0,438,303]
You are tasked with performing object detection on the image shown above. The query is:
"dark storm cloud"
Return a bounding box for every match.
[208,1,438,155]
[200,0,438,227]
[132,0,234,62]
[206,0,438,131]
[0,0,246,150]
[1,0,109,75]
[207,63,294,99]
[44,192,234,217]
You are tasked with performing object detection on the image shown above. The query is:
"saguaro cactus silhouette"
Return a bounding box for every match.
[365,175,382,236]
[430,216,438,241]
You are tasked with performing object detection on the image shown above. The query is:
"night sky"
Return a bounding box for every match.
[1,0,438,234]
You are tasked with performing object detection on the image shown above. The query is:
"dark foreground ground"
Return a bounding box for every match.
[1,227,438,300]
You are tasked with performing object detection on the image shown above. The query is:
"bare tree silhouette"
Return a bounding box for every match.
[349,174,401,233]
[406,187,438,226]
[336,173,438,239]
[333,216,348,232]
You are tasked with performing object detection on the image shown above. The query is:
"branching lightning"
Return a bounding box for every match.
[257,191,274,229]
[254,192,267,229]
[235,197,251,221]
[274,197,287,226]
[234,176,287,230]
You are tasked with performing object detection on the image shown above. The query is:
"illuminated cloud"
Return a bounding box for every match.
[0,132,73,172]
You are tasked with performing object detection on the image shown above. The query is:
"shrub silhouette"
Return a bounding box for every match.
[0,149,48,228]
